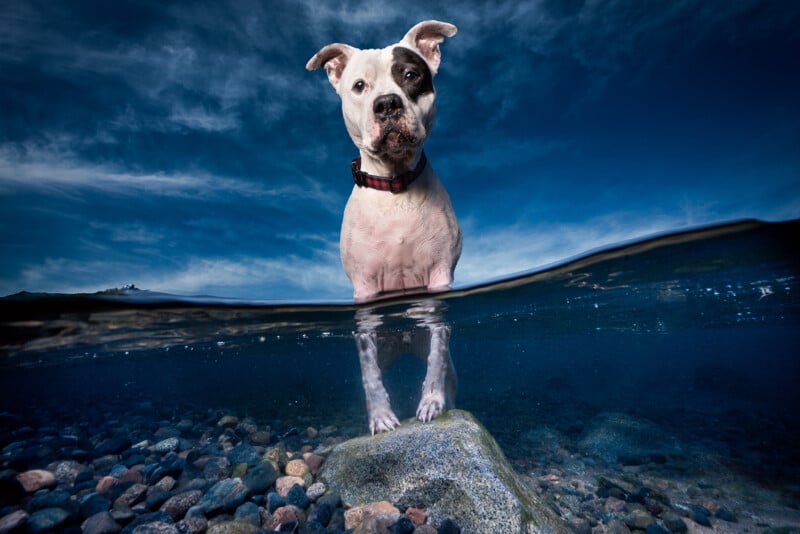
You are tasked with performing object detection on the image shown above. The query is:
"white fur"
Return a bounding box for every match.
[307,21,460,433]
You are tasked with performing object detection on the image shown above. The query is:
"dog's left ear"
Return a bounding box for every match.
[306,43,358,93]
[400,20,457,76]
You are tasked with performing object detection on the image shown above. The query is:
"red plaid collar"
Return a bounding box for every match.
[351,151,427,193]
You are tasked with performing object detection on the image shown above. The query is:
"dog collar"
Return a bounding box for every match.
[351,151,427,193]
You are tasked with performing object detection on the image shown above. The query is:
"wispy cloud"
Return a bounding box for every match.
[455,211,733,286]
[5,244,350,301]
[0,141,344,213]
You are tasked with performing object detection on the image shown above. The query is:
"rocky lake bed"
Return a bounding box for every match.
[1,398,798,534]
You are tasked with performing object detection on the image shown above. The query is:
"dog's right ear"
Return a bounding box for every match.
[306,43,357,93]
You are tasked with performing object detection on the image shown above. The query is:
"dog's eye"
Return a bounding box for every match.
[404,71,419,82]
[353,80,366,93]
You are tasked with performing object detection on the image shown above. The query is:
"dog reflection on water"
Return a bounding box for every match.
[355,300,457,435]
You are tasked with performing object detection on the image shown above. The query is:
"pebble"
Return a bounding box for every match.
[16,469,56,492]
[203,456,231,480]
[27,507,71,533]
[404,506,427,526]
[345,501,401,531]
[690,504,713,527]
[151,438,179,453]
[275,475,305,497]
[302,452,325,474]
[115,483,149,509]
[661,511,688,533]
[96,436,132,455]
[272,504,305,525]
[53,460,84,484]
[623,508,655,530]
[267,492,286,514]
[81,493,113,518]
[285,483,310,509]
[206,520,261,534]
[176,515,207,534]
[82,511,122,534]
[130,520,179,534]
[97,475,119,492]
[0,510,29,533]
[227,443,260,466]
[249,431,271,446]
[715,506,737,522]
[159,490,202,520]
[233,501,260,526]
[217,415,239,428]
[242,461,278,493]
[196,477,248,514]
[305,481,326,501]
[284,458,310,478]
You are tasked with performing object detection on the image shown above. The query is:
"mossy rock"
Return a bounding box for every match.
[318,409,567,534]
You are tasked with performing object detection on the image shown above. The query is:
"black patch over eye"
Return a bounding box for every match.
[353,80,366,93]
[391,47,433,102]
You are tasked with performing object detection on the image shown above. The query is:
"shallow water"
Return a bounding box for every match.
[1,219,799,529]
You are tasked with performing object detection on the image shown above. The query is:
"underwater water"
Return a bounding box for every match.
[1,218,798,532]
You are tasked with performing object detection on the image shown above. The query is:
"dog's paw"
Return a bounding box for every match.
[416,391,446,423]
[369,407,400,435]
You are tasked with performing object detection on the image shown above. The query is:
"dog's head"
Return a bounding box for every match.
[306,20,457,168]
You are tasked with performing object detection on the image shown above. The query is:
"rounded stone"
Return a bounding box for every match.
[344,501,400,531]
[404,507,426,526]
[272,505,305,525]
[16,469,56,493]
[217,416,239,428]
[302,453,325,475]
[27,507,71,533]
[160,490,202,521]
[285,459,309,478]
[305,481,326,501]
[285,484,310,510]
[151,438,179,454]
[228,443,260,467]
[249,431,271,446]
[661,511,687,533]
[206,520,261,534]
[319,410,567,534]
[624,509,655,530]
[275,476,305,497]
[0,510,29,533]
[130,520,179,534]
[82,511,122,534]
[196,478,248,514]
[242,461,278,494]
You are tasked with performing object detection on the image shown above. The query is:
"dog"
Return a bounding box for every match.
[307,20,461,434]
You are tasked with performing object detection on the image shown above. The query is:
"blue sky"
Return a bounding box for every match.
[1,1,798,301]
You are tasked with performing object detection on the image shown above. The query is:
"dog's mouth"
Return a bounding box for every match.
[378,127,418,151]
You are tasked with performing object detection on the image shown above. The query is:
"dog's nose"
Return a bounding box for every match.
[373,93,403,120]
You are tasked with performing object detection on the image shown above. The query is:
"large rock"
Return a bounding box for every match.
[318,410,567,534]
[577,412,682,464]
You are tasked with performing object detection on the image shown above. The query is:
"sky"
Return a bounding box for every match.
[1,0,799,301]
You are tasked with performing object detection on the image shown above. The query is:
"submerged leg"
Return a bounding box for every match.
[416,322,457,422]
[356,330,400,435]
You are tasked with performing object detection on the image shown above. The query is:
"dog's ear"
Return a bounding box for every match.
[400,20,457,76]
[306,43,357,92]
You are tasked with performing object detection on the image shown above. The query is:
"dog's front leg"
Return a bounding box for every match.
[356,331,400,434]
[416,323,456,422]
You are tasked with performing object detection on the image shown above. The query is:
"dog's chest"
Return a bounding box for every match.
[340,182,459,293]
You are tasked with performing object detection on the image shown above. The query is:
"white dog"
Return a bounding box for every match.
[307,21,461,434]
